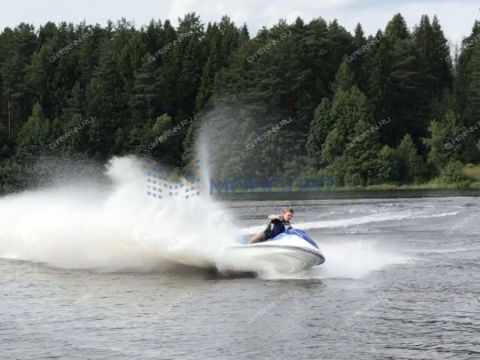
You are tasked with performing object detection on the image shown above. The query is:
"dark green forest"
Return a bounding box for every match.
[1,12,480,193]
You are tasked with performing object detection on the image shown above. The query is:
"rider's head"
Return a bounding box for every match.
[283,207,294,221]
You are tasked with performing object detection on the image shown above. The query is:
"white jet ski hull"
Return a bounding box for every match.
[224,234,325,274]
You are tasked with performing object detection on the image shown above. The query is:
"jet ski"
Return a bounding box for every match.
[224,228,325,274]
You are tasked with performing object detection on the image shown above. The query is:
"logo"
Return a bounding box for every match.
[146,154,202,201]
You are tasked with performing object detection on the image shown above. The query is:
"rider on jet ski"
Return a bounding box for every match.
[249,208,294,243]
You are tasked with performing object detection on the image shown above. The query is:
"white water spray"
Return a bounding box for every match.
[0,156,238,271]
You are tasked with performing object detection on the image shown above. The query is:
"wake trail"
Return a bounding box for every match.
[241,210,459,234]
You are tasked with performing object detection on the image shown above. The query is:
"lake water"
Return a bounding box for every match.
[1,195,480,359]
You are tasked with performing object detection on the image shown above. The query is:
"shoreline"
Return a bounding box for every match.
[213,187,480,200]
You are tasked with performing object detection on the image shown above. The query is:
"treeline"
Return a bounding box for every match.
[0,13,479,192]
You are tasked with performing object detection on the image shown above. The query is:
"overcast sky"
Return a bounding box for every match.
[2,0,479,45]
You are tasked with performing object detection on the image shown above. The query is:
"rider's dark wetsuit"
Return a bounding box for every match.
[263,216,292,240]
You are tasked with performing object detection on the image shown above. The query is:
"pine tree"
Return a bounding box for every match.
[386,14,410,40]
[423,110,458,173]
[85,53,126,158]
[344,118,381,186]
[330,86,371,141]
[332,61,355,92]
[374,145,401,184]
[463,41,480,161]
[321,86,381,185]
[0,24,38,132]
[17,102,51,158]
[0,121,10,160]
[350,23,368,91]
[306,99,333,169]
[412,15,452,131]
[129,58,161,122]
[394,134,423,183]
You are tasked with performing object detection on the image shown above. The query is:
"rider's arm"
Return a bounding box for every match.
[268,214,283,221]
